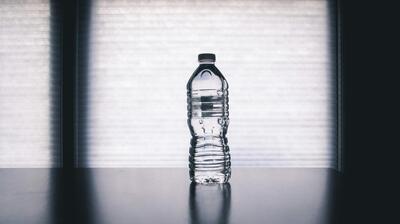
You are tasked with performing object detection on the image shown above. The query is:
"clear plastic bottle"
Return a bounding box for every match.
[187,53,231,184]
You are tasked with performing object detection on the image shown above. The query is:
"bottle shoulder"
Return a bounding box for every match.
[187,65,228,91]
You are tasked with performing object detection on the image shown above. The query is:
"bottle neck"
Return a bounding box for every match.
[199,61,215,65]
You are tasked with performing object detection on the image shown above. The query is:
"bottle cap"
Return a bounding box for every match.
[198,53,216,62]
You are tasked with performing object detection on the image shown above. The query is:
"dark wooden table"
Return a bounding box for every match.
[0,168,341,224]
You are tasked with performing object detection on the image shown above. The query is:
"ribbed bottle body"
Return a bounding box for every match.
[187,63,231,184]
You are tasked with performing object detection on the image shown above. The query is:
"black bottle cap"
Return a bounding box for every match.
[198,53,216,62]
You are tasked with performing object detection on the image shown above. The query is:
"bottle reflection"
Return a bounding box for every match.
[189,182,231,224]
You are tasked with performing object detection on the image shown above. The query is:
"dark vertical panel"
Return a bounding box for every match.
[327,0,340,171]
[50,0,62,167]
[60,2,78,222]
[76,0,92,167]
[336,0,343,172]
[61,0,77,168]
[341,0,397,222]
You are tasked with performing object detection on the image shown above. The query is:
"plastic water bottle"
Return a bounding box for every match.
[187,53,231,183]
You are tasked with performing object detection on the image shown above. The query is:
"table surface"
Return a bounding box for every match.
[0,168,341,224]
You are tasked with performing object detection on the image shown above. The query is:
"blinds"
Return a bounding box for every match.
[0,0,337,168]
[0,0,61,167]
[77,0,337,167]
